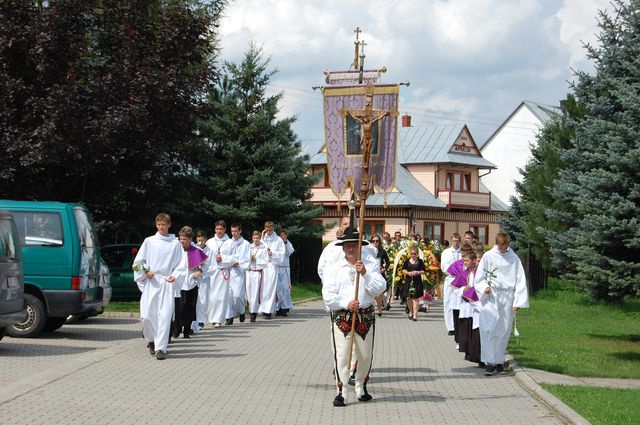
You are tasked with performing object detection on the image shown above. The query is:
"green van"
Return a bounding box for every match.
[0,201,105,337]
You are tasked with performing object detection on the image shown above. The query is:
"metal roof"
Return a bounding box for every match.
[479,100,561,150]
[399,125,496,168]
[309,124,495,168]
[367,164,446,208]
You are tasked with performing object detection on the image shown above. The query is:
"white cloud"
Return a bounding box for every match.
[216,0,609,144]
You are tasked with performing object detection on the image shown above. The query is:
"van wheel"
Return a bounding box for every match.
[43,317,67,332]
[7,293,47,338]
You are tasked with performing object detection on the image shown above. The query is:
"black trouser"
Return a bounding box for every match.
[453,309,460,343]
[173,287,199,335]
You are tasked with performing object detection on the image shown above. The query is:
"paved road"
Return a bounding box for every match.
[0,300,565,425]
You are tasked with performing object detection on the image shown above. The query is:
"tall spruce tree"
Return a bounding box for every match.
[192,44,323,237]
[548,0,640,302]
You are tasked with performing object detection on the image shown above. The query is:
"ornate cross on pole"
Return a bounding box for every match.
[339,82,397,367]
[352,27,362,70]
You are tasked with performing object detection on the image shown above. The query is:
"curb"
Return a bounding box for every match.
[508,356,591,425]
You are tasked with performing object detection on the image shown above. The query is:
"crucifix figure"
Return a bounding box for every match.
[339,83,395,193]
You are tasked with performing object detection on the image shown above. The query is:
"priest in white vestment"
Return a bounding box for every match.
[259,221,285,318]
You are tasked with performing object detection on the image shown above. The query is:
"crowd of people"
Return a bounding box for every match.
[132,213,295,360]
[320,219,530,406]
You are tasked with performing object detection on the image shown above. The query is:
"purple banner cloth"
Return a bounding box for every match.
[187,245,208,270]
[323,84,399,198]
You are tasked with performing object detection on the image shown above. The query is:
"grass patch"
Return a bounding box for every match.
[106,281,322,312]
[291,281,322,301]
[540,384,640,425]
[508,278,640,378]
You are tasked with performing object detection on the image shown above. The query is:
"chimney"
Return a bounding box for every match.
[402,114,412,127]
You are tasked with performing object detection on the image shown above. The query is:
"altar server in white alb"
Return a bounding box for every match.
[275,229,294,316]
[225,223,250,325]
[440,233,462,336]
[205,220,237,327]
[259,221,285,319]
[474,232,529,376]
[246,230,269,322]
[133,213,183,361]
[322,230,386,407]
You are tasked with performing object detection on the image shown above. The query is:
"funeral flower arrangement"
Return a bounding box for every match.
[385,238,441,293]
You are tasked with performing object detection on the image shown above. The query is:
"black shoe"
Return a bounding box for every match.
[448,330,455,336]
[156,351,167,360]
[496,364,505,373]
[348,375,355,386]
[147,342,156,356]
[183,333,190,339]
[225,318,233,325]
[333,394,345,407]
[404,306,409,314]
[239,313,246,323]
[412,318,417,322]
[264,313,272,320]
[478,362,486,368]
[384,303,391,311]
[282,310,288,317]
[250,313,257,322]
[408,315,413,320]
[358,394,373,402]
[377,311,382,317]
[275,309,284,316]
[172,332,180,339]
[484,365,497,376]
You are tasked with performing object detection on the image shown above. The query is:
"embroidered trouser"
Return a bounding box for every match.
[330,308,375,400]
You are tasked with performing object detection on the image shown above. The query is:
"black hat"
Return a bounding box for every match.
[336,228,369,246]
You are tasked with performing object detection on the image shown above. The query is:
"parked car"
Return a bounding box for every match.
[0,200,105,337]
[100,244,140,300]
[0,211,28,342]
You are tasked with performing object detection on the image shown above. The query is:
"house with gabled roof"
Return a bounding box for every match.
[306,118,508,244]
[479,100,560,207]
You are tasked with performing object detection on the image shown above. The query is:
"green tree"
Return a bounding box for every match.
[548,0,640,302]
[0,0,224,236]
[191,44,323,237]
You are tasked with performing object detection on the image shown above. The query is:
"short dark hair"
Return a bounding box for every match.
[214,220,226,229]
[230,223,242,231]
[196,230,208,238]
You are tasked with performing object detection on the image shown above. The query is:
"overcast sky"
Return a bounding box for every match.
[218,0,611,150]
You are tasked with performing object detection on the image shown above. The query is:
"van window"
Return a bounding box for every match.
[11,212,64,247]
[73,209,98,249]
[0,218,20,259]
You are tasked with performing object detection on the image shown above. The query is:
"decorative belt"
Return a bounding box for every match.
[331,306,375,340]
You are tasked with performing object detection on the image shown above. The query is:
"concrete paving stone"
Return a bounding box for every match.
[0,300,567,424]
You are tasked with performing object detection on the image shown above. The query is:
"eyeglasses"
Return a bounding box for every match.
[371,239,380,243]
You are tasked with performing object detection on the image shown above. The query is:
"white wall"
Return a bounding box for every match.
[480,105,544,206]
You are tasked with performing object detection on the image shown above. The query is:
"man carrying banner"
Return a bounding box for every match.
[322,230,386,406]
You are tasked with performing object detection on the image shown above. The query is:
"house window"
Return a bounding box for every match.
[363,221,384,240]
[311,166,329,188]
[423,222,444,244]
[469,225,488,244]
[445,172,471,191]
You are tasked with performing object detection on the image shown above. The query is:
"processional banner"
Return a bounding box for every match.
[322,71,399,202]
